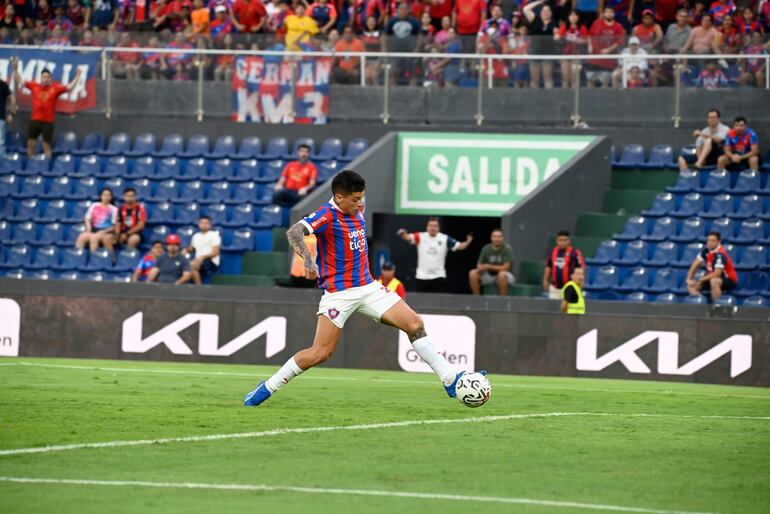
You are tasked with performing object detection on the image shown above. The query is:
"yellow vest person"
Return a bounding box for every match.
[376,261,406,299]
[561,268,586,315]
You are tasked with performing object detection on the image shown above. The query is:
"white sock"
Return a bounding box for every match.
[265,357,304,393]
[412,336,456,386]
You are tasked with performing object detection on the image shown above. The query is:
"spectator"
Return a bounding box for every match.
[681,13,719,54]
[308,0,337,34]
[716,13,741,54]
[142,36,165,80]
[761,0,770,32]
[574,0,599,28]
[428,27,463,85]
[232,0,267,35]
[117,187,147,249]
[632,9,663,53]
[113,32,141,80]
[147,234,192,284]
[362,15,383,85]
[677,108,729,171]
[188,215,221,285]
[66,0,86,30]
[419,11,435,50]
[686,231,738,301]
[663,8,692,54]
[44,24,71,46]
[0,4,23,30]
[333,26,365,84]
[130,0,154,30]
[163,32,194,79]
[213,33,236,81]
[34,0,54,28]
[132,241,165,282]
[708,0,735,26]
[692,58,729,88]
[468,228,514,296]
[434,15,453,45]
[396,218,473,293]
[385,2,420,84]
[555,10,589,89]
[523,0,558,89]
[76,188,119,253]
[626,65,647,86]
[690,0,708,28]
[288,228,317,288]
[508,24,531,88]
[0,76,16,159]
[600,0,634,29]
[654,0,679,30]
[429,0,454,32]
[612,35,648,88]
[211,6,236,41]
[284,3,318,51]
[542,230,585,300]
[477,20,509,87]
[78,29,100,47]
[191,0,211,35]
[560,267,586,314]
[12,60,82,159]
[482,5,512,37]
[377,261,407,298]
[736,7,762,36]
[48,4,74,33]
[272,144,318,206]
[717,115,760,172]
[266,0,291,35]
[90,0,118,31]
[586,7,625,88]
[738,31,768,87]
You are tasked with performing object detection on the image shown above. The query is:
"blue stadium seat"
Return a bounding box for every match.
[182,158,208,181]
[714,295,737,307]
[260,137,289,160]
[104,177,127,195]
[114,248,140,272]
[179,135,210,159]
[173,202,200,225]
[667,169,699,193]
[617,266,650,293]
[732,219,764,244]
[671,217,705,243]
[177,226,195,247]
[222,203,256,228]
[36,222,64,245]
[73,155,102,178]
[0,198,13,219]
[208,159,234,182]
[125,133,157,157]
[677,144,696,165]
[682,294,707,305]
[614,240,648,266]
[79,249,113,272]
[342,138,369,162]
[205,135,237,159]
[128,156,156,179]
[51,154,76,176]
[6,130,24,152]
[0,221,11,243]
[0,175,19,196]
[763,150,770,173]
[743,296,768,308]
[72,133,104,156]
[12,221,38,244]
[641,192,675,217]
[223,228,255,251]
[258,184,276,204]
[232,181,265,204]
[153,179,180,202]
[642,241,677,267]
[153,134,184,158]
[614,215,647,241]
[26,154,51,174]
[2,152,24,174]
[98,132,131,157]
[696,169,729,194]
[66,177,99,201]
[35,199,68,222]
[259,160,284,183]
[132,178,153,200]
[204,203,228,226]
[654,292,678,304]
[585,265,619,292]
[14,175,45,199]
[625,291,649,302]
[27,245,59,270]
[640,145,676,170]
[234,159,260,182]
[234,137,262,160]
[736,245,766,271]
[207,181,232,203]
[53,131,78,155]
[0,244,32,269]
[733,194,762,220]
[710,217,736,240]
[252,204,282,228]
[586,240,620,266]
[85,271,108,282]
[4,269,26,279]
[57,223,86,246]
[738,271,768,297]
[318,160,340,183]
[699,193,733,219]
[315,138,343,161]
[149,225,171,243]
[643,268,678,294]
[642,216,676,242]
[99,156,129,179]
[731,169,760,194]
[672,192,704,218]
[112,274,133,283]
[150,201,175,225]
[177,180,203,202]
[8,199,41,222]
[30,269,54,280]
[612,144,645,169]
[61,201,90,223]
[157,157,181,180]
[284,137,315,160]
[59,271,82,280]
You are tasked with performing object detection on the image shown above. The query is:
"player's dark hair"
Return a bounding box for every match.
[708,231,722,241]
[199,215,212,222]
[331,170,365,195]
[41,68,52,76]
[557,230,570,237]
[707,108,720,118]
[151,240,164,247]
[734,116,747,124]
[298,143,311,151]
[123,187,137,195]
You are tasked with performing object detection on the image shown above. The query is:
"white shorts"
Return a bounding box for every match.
[317,281,402,329]
[548,285,562,300]
[480,271,515,286]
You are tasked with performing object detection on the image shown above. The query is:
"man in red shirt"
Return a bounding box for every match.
[453,0,486,52]
[686,231,738,302]
[117,187,148,249]
[13,58,82,159]
[232,0,267,33]
[272,144,318,207]
[542,230,585,300]
[586,7,626,87]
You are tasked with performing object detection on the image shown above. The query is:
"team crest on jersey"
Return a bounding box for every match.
[328,308,340,320]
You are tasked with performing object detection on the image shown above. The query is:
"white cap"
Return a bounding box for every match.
[628,36,640,45]
[215,5,227,13]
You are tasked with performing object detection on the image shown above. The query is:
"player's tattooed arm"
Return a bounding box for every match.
[287,223,318,279]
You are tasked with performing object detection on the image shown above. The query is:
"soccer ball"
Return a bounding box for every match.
[455,372,491,408]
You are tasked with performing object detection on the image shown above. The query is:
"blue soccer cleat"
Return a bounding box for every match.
[444,370,487,398]
[243,381,272,406]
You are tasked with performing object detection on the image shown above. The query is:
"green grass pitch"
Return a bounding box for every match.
[0,357,768,514]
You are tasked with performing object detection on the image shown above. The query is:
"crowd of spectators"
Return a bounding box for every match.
[2,0,770,88]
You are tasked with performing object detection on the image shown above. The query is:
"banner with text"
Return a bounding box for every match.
[0,49,99,113]
[396,133,596,216]
[232,56,330,124]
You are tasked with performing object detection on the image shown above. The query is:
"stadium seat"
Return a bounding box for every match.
[671,217,705,243]
[672,192,704,218]
[584,265,619,292]
[149,225,171,243]
[223,228,256,251]
[26,154,50,174]
[86,272,108,281]
[612,144,645,169]
[617,266,650,293]
[204,203,228,225]
[625,292,649,302]
[14,175,45,199]
[125,133,157,157]
[732,219,764,244]
[260,137,289,160]
[104,177,127,194]
[654,293,678,304]
[207,181,232,203]
[640,144,675,170]
[207,159,234,182]
[696,169,729,194]
[114,248,140,272]
[222,203,256,228]
[743,296,768,307]
[259,160,284,183]
[710,217,735,240]
[642,241,677,267]
[0,244,32,269]
[132,178,153,199]
[99,156,129,179]
[52,132,78,155]
[6,130,24,152]
[738,271,768,297]
[79,249,113,271]
[641,192,675,217]
[35,199,68,222]
[30,269,54,280]
[232,181,263,204]
[12,221,38,244]
[234,137,262,160]
[181,158,208,181]
[4,269,26,279]
[129,156,156,179]
[8,199,41,222]
[642,216,676,242]
[72,132,103,156]
[0,198,14,219]
[614,215,648,241]
[252,204,282,228]
[37,222,64,245]
[57,223,86,247]
[205,135,237,159]
[285,137,315,160]
[98,132,131,157]
[667,169,699,193]
[0,175,19,196]
[315,138,343,161]
[0,221,11,243]
[714,295,737,307]
[682,294,707,305]
[179,135,210,158]
[66,177,99,200]
[177,226,195,247]
[153,179,180,202]
[157,157,182,179]
[177,180,203,202]
[71,154,102,179]
[59,271,82,280]
[112,274,132,283]
[150,201,175,225]
[699,193,733,219]
[731,169,760,194]
[586,240,620,266]
[173,202,200,225]
[643,268,678,294]
[61,201,90,223]
[234,159,260,182]
[614,240,648,266]
[27,245,59,270]
[51,154,76,176]
[342,138,369,162]
[738,195,765,222]
[153,134,185,158]
[737,245,766,271]
[318,160,340,182]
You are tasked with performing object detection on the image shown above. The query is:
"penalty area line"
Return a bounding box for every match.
[0,476,725,514]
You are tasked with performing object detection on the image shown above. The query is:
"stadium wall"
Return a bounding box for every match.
[2,279,768,387]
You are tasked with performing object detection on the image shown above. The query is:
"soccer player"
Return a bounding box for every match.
[243,170,485,406]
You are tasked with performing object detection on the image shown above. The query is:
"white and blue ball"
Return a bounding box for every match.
[455,372,491,408]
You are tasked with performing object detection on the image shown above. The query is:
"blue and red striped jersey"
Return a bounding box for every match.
[299,199,375,293]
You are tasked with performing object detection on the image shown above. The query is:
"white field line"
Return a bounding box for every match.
[0,412,767,458]
[0,476,726,514]
[4,361,770,400]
